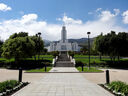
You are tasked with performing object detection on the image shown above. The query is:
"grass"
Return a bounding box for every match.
[0,58,15,63]
[40,55,53,57]
[75,58,106,64]
[26,55,53,61]
[26,67,52,72]
[0,55,53,63]
[33,55,53,58]
[0,55,53,62]
[25,57,53,62]
[75,55,128,64]
[75,55,99,58]
[75,55,109,64]
[76,67,103,72]
[74,55,110,58]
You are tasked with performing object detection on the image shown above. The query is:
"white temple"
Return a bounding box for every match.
[50,26,78,52]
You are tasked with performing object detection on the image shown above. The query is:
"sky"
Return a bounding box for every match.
[0,0,128,41]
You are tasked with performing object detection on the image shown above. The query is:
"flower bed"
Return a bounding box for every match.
[101,81,128,96]
[0,80,29,96]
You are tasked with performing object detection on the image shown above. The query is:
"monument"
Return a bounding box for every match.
[50,26,78,52]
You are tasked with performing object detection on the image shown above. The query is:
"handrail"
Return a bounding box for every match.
[70,56,76,65]
[52,56,58,65]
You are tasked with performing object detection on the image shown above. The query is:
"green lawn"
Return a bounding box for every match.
[76,67,103,72]
[74,55,109,64]
[74,55,110,58]
[26,67,52,72]
[74,55,128,64]
[33,55,53,58]
[40,55,53,57]
[0,58,15,63]
[75,58,106,64]
[74,55,99,58]
[25,57,53,61]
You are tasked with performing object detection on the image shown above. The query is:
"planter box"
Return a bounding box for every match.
[0,82,29,96]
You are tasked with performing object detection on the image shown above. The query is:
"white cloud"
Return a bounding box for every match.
[0,9,128,41]
[0,3,12,11]
[114,9,120,15]
[21,14,38,24]
[122,10,128,24]
[96,8,102,12]
[56,10,127,39]
[99,9,120,22]
[57,14,82,25]
[0,14,48,40]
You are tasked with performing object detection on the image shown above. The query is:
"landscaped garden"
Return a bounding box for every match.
[0,55,53,69]
[74,54,128,68]
[101,81,128,96]
[0,80,28,96]
[76,67,103,72]
[26,67,52,72]
[0,31,128,95]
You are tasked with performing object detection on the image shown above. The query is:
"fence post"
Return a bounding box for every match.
[19,67,22,82]
[45,65,47,72]
[106,70,110,84]
[82,65,84,72]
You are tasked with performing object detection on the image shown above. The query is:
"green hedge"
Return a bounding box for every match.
[75,60,84,67]
[0,80,19,93]
[108,81,128,95]
[26,67,52,72]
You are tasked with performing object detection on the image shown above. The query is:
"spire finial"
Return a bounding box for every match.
[62,13,66,26]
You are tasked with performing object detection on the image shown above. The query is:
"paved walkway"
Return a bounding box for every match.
[49,67,78,72]
[12,67,113,96]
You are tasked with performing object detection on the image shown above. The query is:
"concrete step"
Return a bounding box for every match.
[56,61,72,64]
[57,59,70,61]
[55,63,75,67]
[55,53,74,67]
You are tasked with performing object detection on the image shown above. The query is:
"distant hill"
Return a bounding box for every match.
[68,38,88,46]
[44,39,51,47]
[44,38,94,47]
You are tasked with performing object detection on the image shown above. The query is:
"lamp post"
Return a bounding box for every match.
[87,32,91,69]
[38,32,41,60]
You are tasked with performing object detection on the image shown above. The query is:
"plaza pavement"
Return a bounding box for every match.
[12,67,113,96]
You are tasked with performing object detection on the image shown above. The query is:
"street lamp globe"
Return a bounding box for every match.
[87,32,91,35]
[38,32,41,35]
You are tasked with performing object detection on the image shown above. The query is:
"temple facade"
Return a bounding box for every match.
[50,26,78,52]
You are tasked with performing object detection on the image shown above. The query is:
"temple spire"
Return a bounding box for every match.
[61,25,67,43]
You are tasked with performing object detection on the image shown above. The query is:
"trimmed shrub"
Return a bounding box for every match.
[68,51,74,58]
[52,51,59,58]
[75,60,84,67]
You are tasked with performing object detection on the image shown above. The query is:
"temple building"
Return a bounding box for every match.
[50,26,78,52]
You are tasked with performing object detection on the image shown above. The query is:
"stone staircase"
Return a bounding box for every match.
[55,53,74,67]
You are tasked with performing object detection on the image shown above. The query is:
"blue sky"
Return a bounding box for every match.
[0,0,128,41]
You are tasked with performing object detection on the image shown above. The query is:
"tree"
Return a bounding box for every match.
[116,32,128,58]
[43,48,48,54]
[9,32,28,39]
[80,45,87,55]
[92,33,104,60]
[0,40,3,56]
[2,32,35,62]
[30,35,44,60]
[93,31,128,61]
